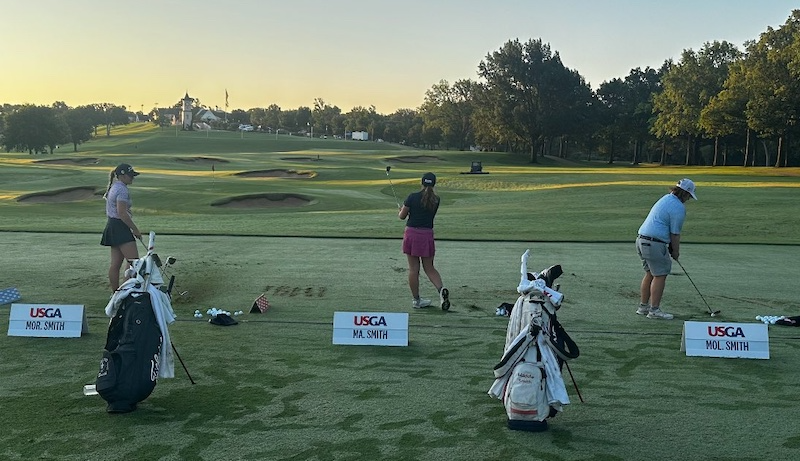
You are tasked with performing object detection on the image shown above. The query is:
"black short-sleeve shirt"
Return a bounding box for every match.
[404,191,439,229]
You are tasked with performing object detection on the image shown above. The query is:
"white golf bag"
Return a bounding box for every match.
[488,250,579,431]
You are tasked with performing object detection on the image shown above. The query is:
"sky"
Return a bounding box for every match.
[2,0,798,114]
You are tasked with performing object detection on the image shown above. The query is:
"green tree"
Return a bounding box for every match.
[477,38,585,162]
[741,11,800,167]
[313,98,342,137]
[652,41,741,165]
[228,109,249,125]
[2,105,66,154]
[384,108,421,144]
[344,106,374,133]
[595,78,627,163]
[62,105,96,152]
[296,106,312,133]
[263,104,282,132]
[420,79,478,150]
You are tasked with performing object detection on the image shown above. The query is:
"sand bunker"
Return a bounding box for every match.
[387,155,443,163]
[279,156,321,162]
[175,156,229,164]
[234,169,314,179]
[17,187,98,203]
[212,193,312,208]
[34,158,100,165]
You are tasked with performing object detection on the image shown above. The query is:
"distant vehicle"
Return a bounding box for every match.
[352,131,368,141]
[238,124,254,131]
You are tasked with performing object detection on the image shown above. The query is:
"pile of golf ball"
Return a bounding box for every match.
[755,315,785,325]
[194,309,244,318]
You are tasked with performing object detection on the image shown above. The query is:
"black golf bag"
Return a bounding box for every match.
[96,292,163,413]
[95,231,178,413]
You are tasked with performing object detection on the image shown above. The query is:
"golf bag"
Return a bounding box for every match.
[97,232,177,413]
[96,292,162,413]
[489,250,579,432]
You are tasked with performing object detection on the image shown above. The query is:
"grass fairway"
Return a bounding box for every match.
[1,124,800,460]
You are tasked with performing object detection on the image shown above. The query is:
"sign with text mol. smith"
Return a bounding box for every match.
[681,321,769,359]
[8,304,88,338]
[332,312,409,346]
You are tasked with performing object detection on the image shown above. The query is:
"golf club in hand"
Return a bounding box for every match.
[385,166,401,209]
[675,258,720,317]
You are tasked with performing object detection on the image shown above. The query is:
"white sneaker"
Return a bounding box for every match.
[439,288,450,311]
[636,304,650,315]
[647,307,674,320]
[412,298,432,309]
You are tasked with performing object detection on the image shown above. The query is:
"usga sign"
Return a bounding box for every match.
[681,321,769,359]
[7,304,88,338]
[332,312,409,346]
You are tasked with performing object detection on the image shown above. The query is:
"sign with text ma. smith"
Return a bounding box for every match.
[681,321,769,359]
[8,304,88,338]
[332,312,409,346]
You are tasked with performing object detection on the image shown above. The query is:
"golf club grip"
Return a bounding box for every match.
[167,275,175,296]
[147,231,156,252]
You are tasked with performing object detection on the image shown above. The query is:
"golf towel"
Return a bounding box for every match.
[251,294,270,313]
[0,287,21,305]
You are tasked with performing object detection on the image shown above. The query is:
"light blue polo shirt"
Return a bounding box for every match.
[637,193,685,242]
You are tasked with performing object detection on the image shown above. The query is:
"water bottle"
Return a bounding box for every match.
[83,384,98,396]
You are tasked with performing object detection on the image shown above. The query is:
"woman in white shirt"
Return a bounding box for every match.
[100,163,143,291]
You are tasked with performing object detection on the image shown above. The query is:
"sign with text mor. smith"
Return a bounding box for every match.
[332,312,409,346]
[8,304,88,338]
[681,321,769,359]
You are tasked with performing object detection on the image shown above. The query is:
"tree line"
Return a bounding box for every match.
[3,10,799,166]
[0,102,130,154]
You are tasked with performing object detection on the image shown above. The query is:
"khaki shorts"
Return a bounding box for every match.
[636,237,671,276]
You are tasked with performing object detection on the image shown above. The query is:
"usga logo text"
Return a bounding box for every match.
[707,326,745,338]
[29,308,63,318]
[353,315,387,326]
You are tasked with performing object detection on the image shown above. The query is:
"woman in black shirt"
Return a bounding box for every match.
[398,172,450,310]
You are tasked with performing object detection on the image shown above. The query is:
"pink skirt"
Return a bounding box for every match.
[402,227,436,257]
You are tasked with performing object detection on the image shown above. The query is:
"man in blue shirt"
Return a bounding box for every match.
[635,179,697,319]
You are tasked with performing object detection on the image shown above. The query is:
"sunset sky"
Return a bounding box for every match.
[2,0,797,114]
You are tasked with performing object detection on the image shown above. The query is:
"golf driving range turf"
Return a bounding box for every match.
[1,124,800,460]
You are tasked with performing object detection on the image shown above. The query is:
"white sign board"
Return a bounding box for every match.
[8,304,88,338]
[681,321,769,359]
[332,312,409,346]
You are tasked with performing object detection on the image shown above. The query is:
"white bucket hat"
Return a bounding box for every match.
[676,178,697,200]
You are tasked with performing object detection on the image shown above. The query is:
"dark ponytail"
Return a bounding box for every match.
[103,170,116,199]
[421,186,439,211]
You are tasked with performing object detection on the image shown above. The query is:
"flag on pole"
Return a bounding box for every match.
[250,294,270,313]
[225,89,229,109]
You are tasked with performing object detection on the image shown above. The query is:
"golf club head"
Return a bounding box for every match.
[710,310,721,317]
[166,256,177,265]
[527,264,563,288]
[386,166,391,173]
